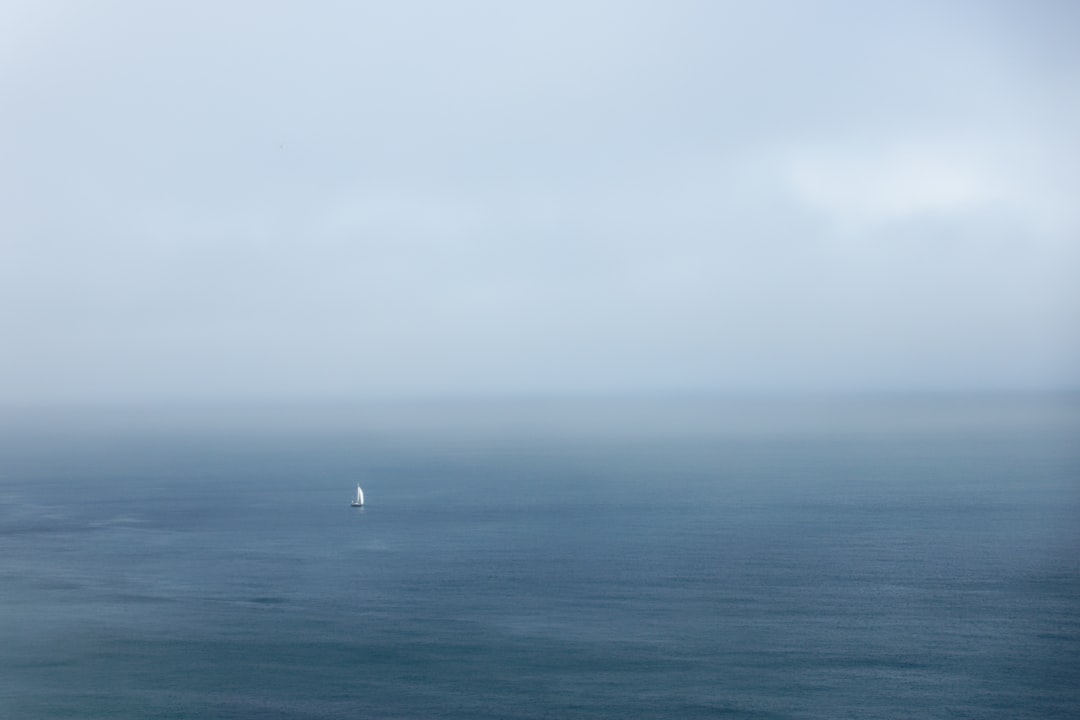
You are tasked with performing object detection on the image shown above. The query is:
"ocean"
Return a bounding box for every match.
[1,395,1078,719]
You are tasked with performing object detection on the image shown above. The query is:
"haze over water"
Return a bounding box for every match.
[2,2,1079,717]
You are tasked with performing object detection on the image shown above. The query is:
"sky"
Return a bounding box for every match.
[1,0,1078,403]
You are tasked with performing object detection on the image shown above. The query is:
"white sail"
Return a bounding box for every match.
[356,485,364,506]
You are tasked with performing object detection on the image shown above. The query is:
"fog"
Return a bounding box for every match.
[2,1,1078,403]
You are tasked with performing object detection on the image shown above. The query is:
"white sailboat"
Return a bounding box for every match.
[351,485,365,507]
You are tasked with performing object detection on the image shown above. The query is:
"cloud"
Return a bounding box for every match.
[787,136,1079,238]
[1,1,1078,401]
[788,142,987,232]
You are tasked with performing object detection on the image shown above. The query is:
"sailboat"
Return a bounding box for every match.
[351,485,365,507]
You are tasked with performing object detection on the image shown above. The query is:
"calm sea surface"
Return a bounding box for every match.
[1,395,1078,719]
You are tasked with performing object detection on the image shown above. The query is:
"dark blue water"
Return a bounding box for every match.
[2,395,1078,718]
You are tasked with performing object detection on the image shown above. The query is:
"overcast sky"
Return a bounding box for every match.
[2,0,1078,403]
